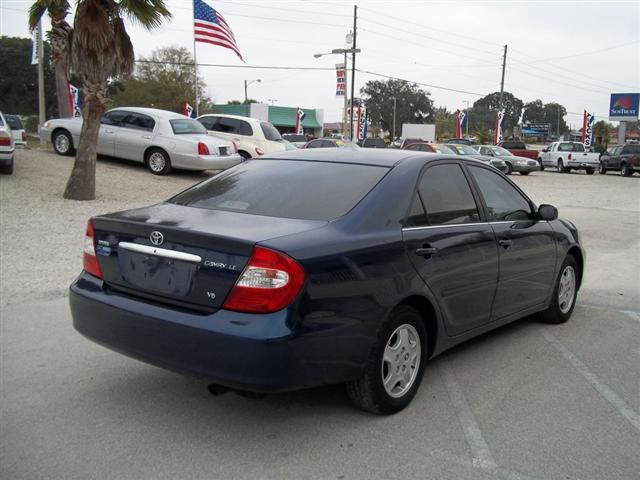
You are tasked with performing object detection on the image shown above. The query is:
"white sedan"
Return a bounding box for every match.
[41,107,242,175]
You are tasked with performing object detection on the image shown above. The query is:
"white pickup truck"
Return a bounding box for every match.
[538,141,599,174]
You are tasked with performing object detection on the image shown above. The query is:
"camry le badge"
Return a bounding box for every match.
[150,231,164,246]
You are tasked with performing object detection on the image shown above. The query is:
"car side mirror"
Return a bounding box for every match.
[538,204,558,221]
[541,148,548,152]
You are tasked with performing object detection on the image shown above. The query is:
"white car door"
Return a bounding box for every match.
[98,110,128,156]
[115,112,156,162]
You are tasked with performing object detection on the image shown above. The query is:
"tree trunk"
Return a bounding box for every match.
[55,63,72,118]
[63,81,106,201]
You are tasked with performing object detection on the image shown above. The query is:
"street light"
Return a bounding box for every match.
[313,47,361,139]
[244,79,261,103]
[391,96,397,142]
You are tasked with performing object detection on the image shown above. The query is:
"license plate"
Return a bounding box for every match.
[119,250,196,297]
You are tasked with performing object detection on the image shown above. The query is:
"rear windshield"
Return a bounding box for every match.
[447,145,477,155]
[558,142,585,152]
[6,115,23,129]
[260,122,282,141]
[170,118,207,135]
[169,159,388,220]
[283,134,305,142]
[502,141,525,149]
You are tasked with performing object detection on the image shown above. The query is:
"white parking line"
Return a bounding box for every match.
[540,329,640,433]
[438,359,498,472]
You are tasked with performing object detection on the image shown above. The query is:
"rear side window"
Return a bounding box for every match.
[213,117,241,134]
[6,115,23,130]
[198,116,216,130]
[123,113,155,132]
[101,110,128,126]
[468,165,532,221]
[623,145,639,154]
[170,160,388,221]
[260,122,281,141]
[418,164,480,225]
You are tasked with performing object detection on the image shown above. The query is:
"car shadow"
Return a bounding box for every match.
[95,154,218,179]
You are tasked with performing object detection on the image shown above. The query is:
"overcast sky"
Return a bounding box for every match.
[1,0,638,125]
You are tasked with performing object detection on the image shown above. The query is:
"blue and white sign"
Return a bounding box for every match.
[609,93,639,121]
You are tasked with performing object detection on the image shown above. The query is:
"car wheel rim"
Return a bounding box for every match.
[558,265,576,314]
[381,324,421,398]
[149,152,166,172]
[55,135,69,153]
[557,161,562,172]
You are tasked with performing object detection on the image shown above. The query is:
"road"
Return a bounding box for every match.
[1,149,639,479]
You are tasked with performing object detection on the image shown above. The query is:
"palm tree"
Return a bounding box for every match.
[29,0,171,200]
[28,0,73,118]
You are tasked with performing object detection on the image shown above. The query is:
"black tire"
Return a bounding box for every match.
[586,168,594,175]
[0,158,14,175]
[238,150,251,160]
[538,158,545,171]
[505,162,513,175]
[520,171,530,176]
[52,130,74,156]
[346,305,427,415]
[145,148,172,175]
[539,255,579,324]
[598,162,607,174]
[557,159,565,173]
[621,162,632,177]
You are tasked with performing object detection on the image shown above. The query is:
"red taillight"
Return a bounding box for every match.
[255,147,265,156]
[0,136,10,146]
[222,246,305,314]
[568,153,572,160]
[232,141,238,153]
[83,219,103,279]
[198,142,210,155]
[22,132,27,141]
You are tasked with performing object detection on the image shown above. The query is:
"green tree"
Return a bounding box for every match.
[542,102,568,135]
[360,79,434,135]
[227,99,258,104]
[29,0,171,201]
[28,0,73,118]
[434,107,456,140]
[468,91,523,135]
[112,46,209,112]
[0,36,58,116]
[522,99,544,124]
[593,120,613,146]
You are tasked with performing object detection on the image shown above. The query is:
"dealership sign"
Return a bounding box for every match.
[521,123,550,137]
[609,93,639,121]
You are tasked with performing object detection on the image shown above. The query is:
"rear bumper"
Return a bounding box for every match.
[0,149,14,162]
[173,152,243,171]
[568,160,598,170]
[69,272,358,392]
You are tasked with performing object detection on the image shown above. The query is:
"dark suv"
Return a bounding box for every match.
[599,144,640,177]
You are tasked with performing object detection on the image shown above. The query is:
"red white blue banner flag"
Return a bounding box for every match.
[295,108,306,134]
[582,110,595,147]
[456,109,467,139]
[183,100,196,118]
[495,110,505,144]
[67,83,82,117]
[336,63,346,97]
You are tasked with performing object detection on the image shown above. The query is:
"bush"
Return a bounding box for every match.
[24,116,39,133]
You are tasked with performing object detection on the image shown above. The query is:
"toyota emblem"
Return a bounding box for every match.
[150,231,164,246]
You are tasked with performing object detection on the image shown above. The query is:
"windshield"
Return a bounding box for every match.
[490,146,512,156]
[448,145,478,155]
[431,144,455,154]
[558,142,585,152]
[169,159,387,221]
[170,118,207,135]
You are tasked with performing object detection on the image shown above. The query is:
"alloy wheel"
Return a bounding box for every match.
[381,324,421,398]
[148,152,166,173]
[55,134,69,154]
[558,265,576,314]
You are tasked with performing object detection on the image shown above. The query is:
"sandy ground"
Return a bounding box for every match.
[1,147,639,480]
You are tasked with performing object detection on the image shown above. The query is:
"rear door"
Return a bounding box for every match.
[99,110,128,156]
[115,112,156,161]
[466,163,557,318]
[402,161,499,336]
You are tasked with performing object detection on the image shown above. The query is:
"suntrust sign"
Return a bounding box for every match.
[609,93,639,121]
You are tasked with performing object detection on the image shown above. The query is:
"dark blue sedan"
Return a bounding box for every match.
[70,149,584,414]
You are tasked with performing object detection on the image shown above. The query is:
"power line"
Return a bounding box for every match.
[135,59,335,71]
[355,69,485,96]
[216,0,353,19]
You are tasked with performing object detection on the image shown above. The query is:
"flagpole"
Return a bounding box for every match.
[193,0,199,116]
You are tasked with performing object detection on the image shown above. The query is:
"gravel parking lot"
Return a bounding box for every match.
[1,148,639,479]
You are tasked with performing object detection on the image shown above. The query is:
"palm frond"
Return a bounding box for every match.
[116,0,172,30]
[28,3,47,30]
[28,0,70,29]
[113,16,135,76]
[72,0,115,80]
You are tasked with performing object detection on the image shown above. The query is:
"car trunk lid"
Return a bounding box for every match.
[92,203,325,311]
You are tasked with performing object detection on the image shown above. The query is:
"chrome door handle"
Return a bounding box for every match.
[415,246,438,257]
[142,135,151,139]
[498,239,513,249]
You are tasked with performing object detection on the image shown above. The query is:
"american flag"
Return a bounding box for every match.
[194,0,243,61]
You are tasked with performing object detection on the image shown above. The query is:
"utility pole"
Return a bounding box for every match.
[498,44,507,109]
[392,97,397,141]
[244,80,248,104]
[349,5,358,141]
[343,50,348,137]
[37,19,46,148]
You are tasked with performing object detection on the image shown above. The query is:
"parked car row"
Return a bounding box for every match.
[0,111,15,175]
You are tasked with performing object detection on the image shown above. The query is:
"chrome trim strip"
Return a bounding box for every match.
[118,242,202,263]
[402,222,487,231]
